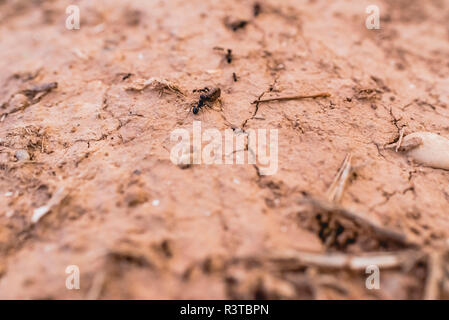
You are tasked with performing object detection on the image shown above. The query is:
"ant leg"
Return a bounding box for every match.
[209,99,223,112]
[184,103,195,116]
[203,101,215,112]
[177,103,193,123]
[217,99,223,111]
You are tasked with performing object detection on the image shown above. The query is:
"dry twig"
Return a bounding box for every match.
[424,252,443,300]
[252,92,331,104]
[395,127,405,152]
[270,249,420,271]
[326,153,352,203]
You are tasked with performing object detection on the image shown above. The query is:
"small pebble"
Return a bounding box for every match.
[152,199,160,206]
[15,149,30,161]
[4,192,13,197]
[176,153,192,169]
[233,178,240,185]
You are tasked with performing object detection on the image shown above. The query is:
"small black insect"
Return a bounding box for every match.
[225,49,233,64]
[192,100,203,114]
[232,72,238,82]
[253,3,261,17]
[192,87,221,114]
[122,73,132,81]
[213,47,234,65]
[225,18,249,32]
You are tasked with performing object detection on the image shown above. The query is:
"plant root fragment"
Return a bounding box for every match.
[269,249,422,271]
[395,127,405,152]
[424,252,444,300]
[252,92,331,104]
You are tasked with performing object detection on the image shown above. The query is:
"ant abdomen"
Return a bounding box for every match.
[203,88,221,102]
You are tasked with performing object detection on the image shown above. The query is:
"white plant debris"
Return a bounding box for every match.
[125,77,184,96]
[31,187,67,224]
[399,132,449,170]
[326,153,352,203]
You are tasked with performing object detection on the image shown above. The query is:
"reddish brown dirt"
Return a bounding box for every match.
[0,0,449,299]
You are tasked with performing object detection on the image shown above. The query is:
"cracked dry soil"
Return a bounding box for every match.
[1,0,449,299]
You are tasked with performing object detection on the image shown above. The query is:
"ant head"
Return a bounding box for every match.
[192,107,199,114]
[199,94,207,100]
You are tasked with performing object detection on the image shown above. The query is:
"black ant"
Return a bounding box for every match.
[192,87,221,114]
[224,17,249,32]
[213,47,233,64]
[225,49,232,64]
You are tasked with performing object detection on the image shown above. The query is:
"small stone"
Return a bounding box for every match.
[176,153,191,169]
[152,199,160,206]
[125,189,148,207]
[15,149,30,161]
[178,162,191,169]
